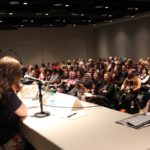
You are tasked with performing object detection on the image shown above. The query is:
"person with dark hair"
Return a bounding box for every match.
[0,56,28,149]
[79,73,93,93]
[48,68,60,84]
[119,69,141,112]
[88,72,115,108]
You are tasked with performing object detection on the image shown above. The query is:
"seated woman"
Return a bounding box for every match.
[48,69,68,92]
[91,71,102,90]
[144,99,150,115]
[38,67,46,81]
[140,69,150,93]
[119,69,141,112]
[0,56,28,149]
[139,68,150,84]
[76,72,93,100]
[88,72,116,108]
[52,71,77,95]
[79,72,93,93]
[138,68,150,105]
[48,68,60,84]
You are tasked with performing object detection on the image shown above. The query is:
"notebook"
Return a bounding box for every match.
[116,114,150,129]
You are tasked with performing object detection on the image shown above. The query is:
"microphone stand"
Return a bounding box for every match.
[34,81,50,118]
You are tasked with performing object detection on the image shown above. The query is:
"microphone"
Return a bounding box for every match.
[24,75,46,85]
[24,74,50,118]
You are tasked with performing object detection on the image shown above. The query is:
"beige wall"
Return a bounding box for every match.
[0,26,95,66]
[94,14,150,62]
[1,13,150,67]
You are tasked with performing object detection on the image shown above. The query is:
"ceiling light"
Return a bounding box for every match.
[88,20,91,23]
[135,8,139,11]
[9,1,19,5]
[20,25,24,27]
[109,20,112,23]
[127,7,134,10]
[105,6,109,9]
[35,12,43,16]
[55,19,61,22]
[49,24,53,27]
[0,20,3,23]
[62,20,66,23]
[81,13,85,17]
[45,13,49,16]
[109,14,112,17]
[0,12,6,15]
[102,14,108,17]
[30,20,34,23]
[95,5,103,9]
[65,4,69,7]
[22,19,28,22]
[131,15,135,18]
[9,12,13,15]
[23,2,28,5]
[71,13,79,16]
[53,3,62,7]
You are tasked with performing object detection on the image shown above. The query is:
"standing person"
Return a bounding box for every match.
[0,56,28,149]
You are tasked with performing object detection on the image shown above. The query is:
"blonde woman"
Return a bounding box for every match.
[0,56,27,150]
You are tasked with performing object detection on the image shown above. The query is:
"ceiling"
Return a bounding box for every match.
[0,0,150,30]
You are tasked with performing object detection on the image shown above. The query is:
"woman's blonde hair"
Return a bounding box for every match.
[0,56,22,94]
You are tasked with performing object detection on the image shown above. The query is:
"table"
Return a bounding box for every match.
[20,97,150,150]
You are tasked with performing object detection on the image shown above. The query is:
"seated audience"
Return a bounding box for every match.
[23,56,150,114]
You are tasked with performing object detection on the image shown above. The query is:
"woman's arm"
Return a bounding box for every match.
[141,75,150,84]
[121,79,126,91]
[15,103,28,117]
[133,77,141,92]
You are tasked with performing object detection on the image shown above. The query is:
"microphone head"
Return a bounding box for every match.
[24,74,30,79]
[24,74,46,85]
[24,75,39,81]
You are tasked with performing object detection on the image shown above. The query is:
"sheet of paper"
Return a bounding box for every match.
[84,93,93,97]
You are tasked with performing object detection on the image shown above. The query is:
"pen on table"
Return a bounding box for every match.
[67,113,77,118]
